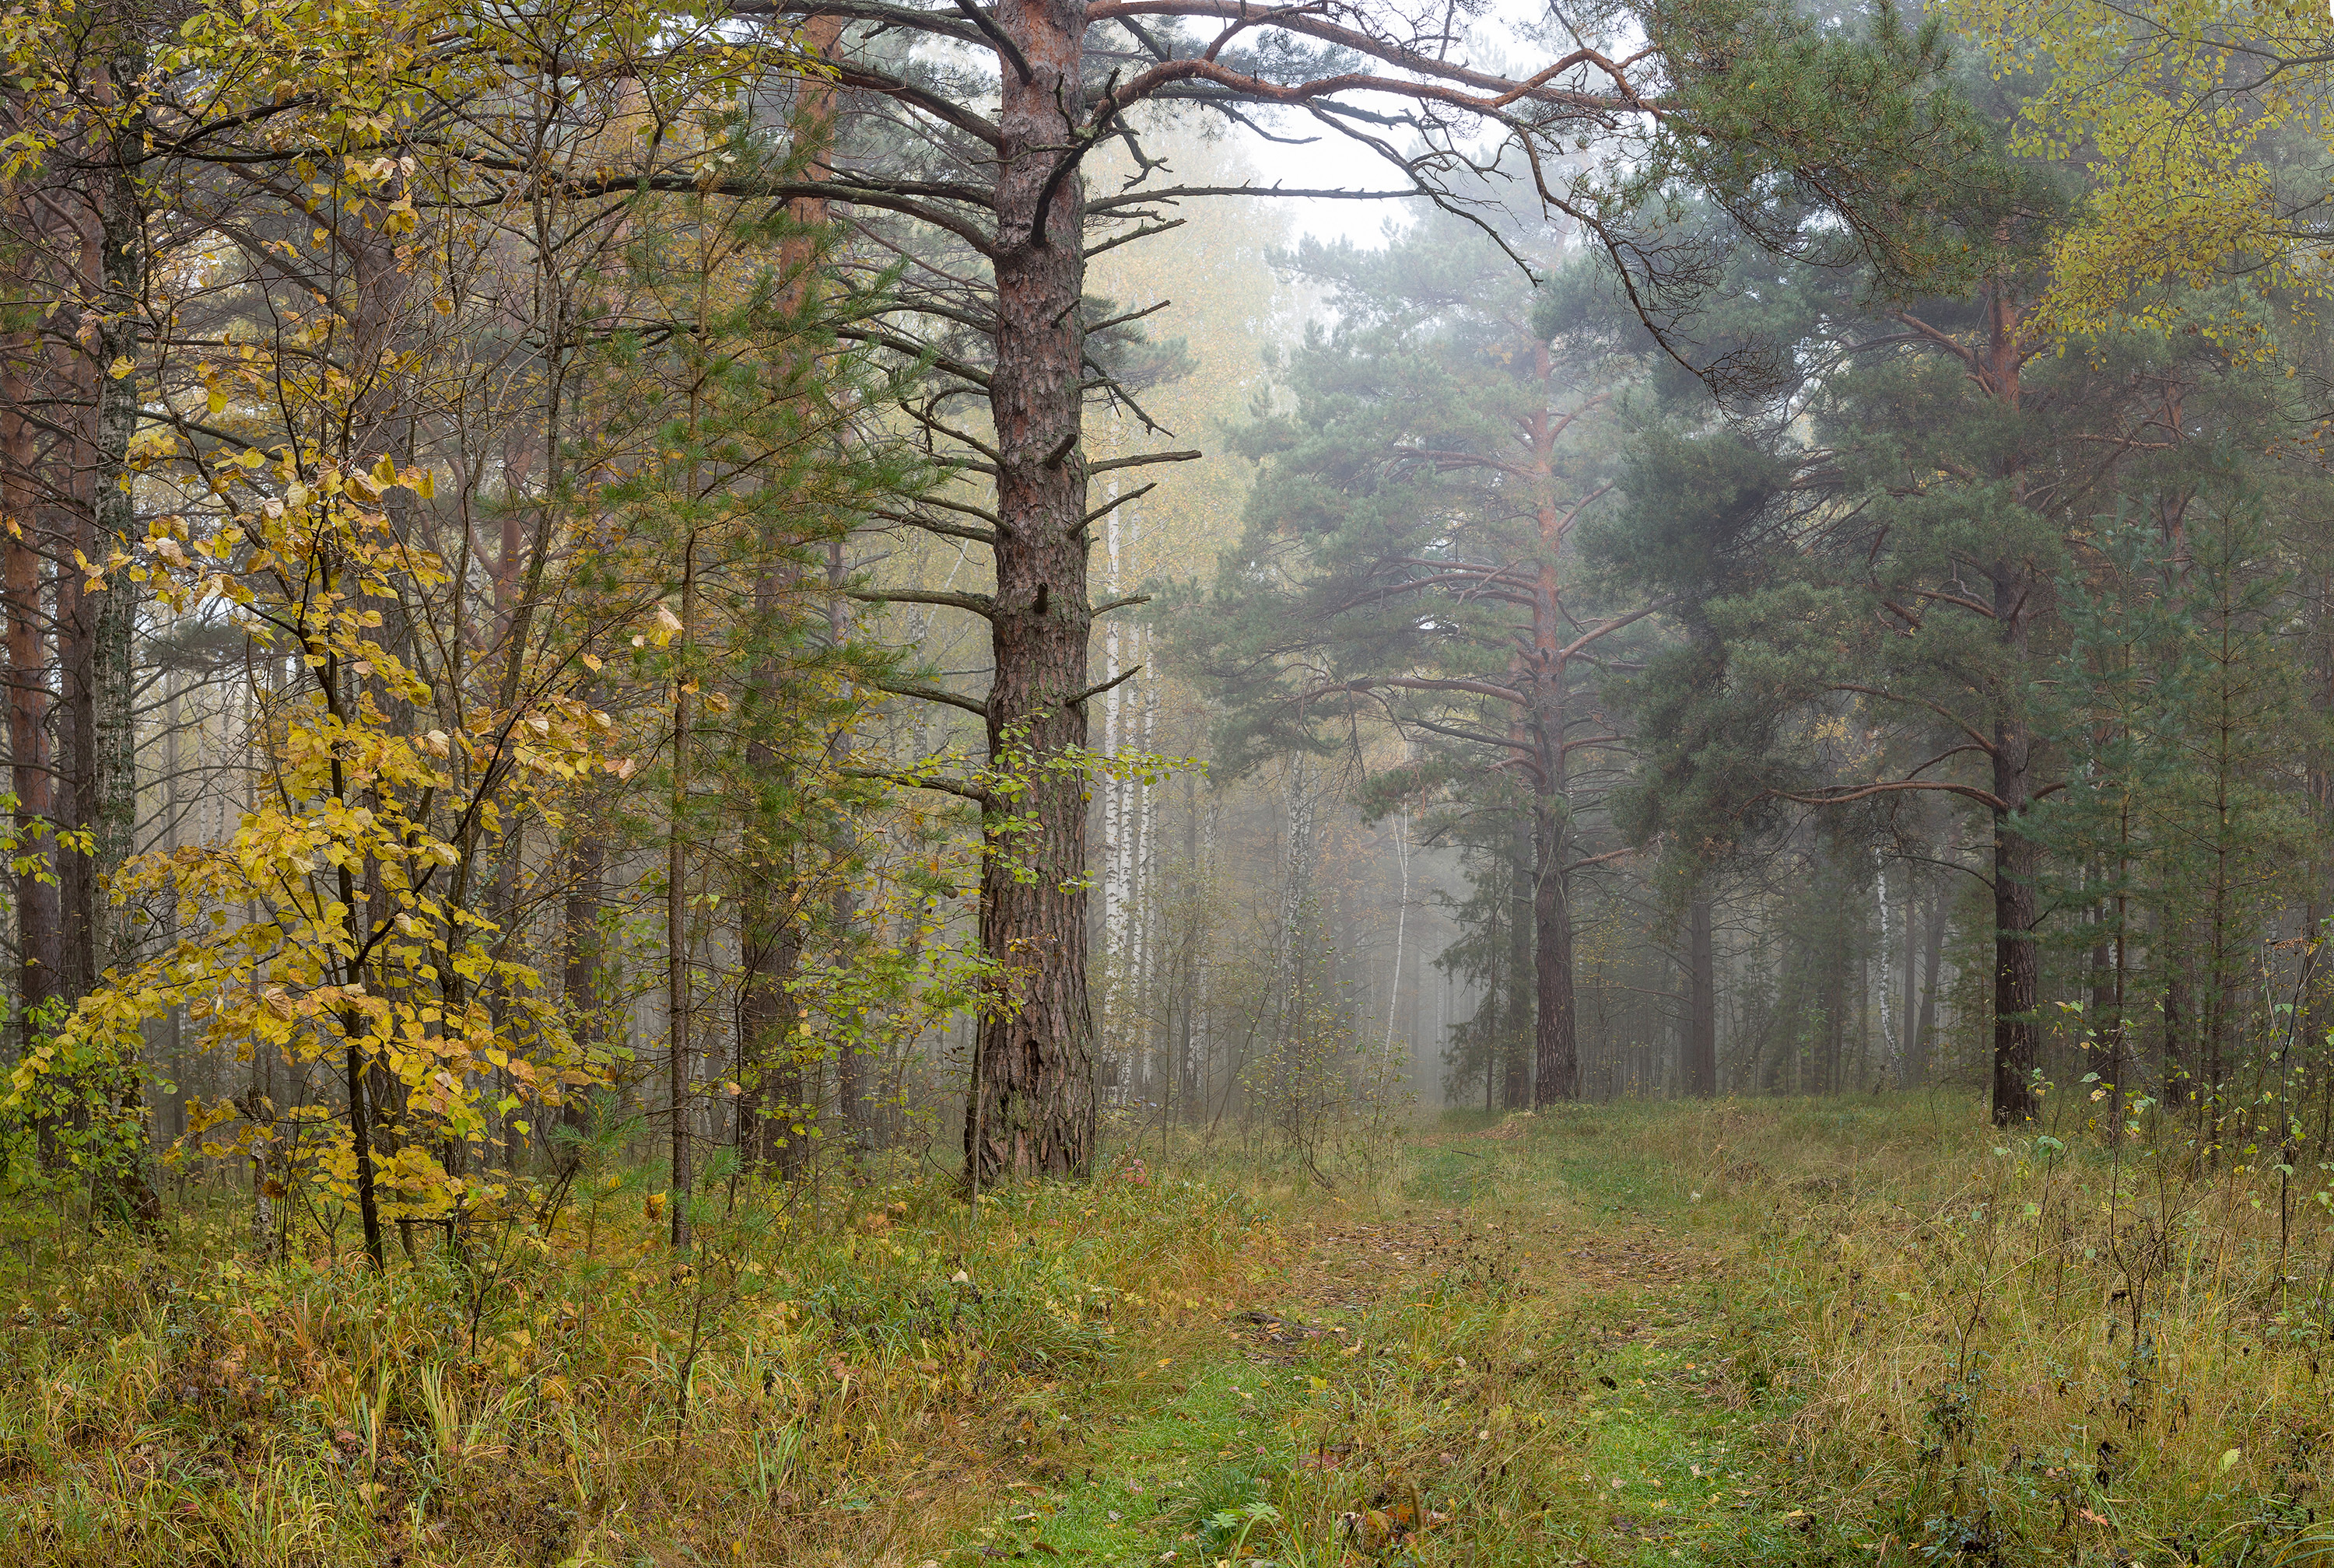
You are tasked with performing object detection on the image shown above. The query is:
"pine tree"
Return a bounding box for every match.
[1186,215,1657,1107]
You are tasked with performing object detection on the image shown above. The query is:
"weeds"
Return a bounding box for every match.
[12,1098,2334,1566]
[0,1169,1274,1567]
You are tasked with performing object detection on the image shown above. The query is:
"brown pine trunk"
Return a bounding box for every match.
[735,551,807,1183]
[1525,813,1566,1104]
[1527,344,1579,1107]
[89,78,142,980]
[737,853,804,1179]
[1992,822,2041,1125]
[1990,570,2041,1125]
[56,308,96,1012]
[964,0,1096,1184]
[1982,280,2042,1129]
[2,374,58,1092]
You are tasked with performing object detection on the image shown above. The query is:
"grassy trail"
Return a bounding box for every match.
[941,1114,1824,1568]
[14,1096,2324,1566]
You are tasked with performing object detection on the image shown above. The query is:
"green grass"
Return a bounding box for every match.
[10,1094,2334,1566]
[947,1095,2334,1566]
[939,1104,1841,1568]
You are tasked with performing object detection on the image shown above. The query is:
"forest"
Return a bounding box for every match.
[4,0,2334,1560]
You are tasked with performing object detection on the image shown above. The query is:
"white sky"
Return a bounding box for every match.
[1244,117,1421,249]
[1233,0,1567,247]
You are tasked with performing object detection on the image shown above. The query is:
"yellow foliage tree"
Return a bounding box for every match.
[1951,0,2323,334]
[8,450,625,1265]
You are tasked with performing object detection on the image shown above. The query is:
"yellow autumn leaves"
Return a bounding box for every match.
[1952,0,2334,337]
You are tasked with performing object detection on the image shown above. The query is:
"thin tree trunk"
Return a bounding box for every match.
[559,832,604,1170]
[1899,869,1921,1088]
[1686,893,1716,1095]
[1508,825,1536,1108]
[1992,803,2041,1125]
[1526,341,1579,1107]
[668,534,696,1248]
[1914,887,1947,1087]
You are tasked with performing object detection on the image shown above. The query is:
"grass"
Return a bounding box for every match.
[6,1095,2334,1565]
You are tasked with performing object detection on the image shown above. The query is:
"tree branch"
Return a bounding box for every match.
[1064,664,1142,707]
[874,677,989,716]
[846,586,997,618]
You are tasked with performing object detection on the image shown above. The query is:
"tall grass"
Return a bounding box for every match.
[14,1100,2330,1566]
[1589,1096,2334,1564]
[0,1171,1277,1567]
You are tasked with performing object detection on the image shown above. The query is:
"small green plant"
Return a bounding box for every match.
[1202,1498,1282,1566]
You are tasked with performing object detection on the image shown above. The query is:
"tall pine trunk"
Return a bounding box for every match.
[1991,600,2041,1125]
[1526,342,1582,1106]
[963,0,1096,1184]
[1,365,58,1104]
[1503,831,1540,1101]
[737,850,804,1179]
[1985,283,2042,1128]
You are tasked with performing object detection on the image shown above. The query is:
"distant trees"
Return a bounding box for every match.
[1190,214,1655,1108]
[1604,207,2334,1123]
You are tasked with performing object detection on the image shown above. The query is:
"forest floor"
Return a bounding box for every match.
[5,1094,2332,1566]
[936,1111,1791,1568]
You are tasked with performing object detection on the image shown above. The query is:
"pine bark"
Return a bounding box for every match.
[1990,551,2041,1123]
[737,850,805,1178]
[1985,285,2042,1126]
[1509,824,1538,1108]
[1528,343,1580,1106]
[964,0,1098,1182]
[90,103,140,972]
[2,376,58,1068]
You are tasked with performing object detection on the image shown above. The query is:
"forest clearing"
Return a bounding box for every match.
[8,1097,2331,1567]
[13,0,2334,1562]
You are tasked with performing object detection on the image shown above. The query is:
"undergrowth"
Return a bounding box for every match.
[1563,1097,2334,1566]
[0,1165,1280,1567]
[11,1097,2334,1566]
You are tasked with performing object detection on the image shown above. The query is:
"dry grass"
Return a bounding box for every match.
[0,1165,1284,1567]
[11,1098,2333,1568]
[1585,1095,2334,1564]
